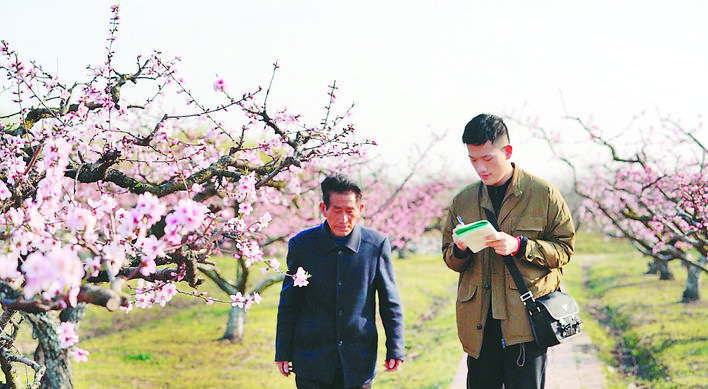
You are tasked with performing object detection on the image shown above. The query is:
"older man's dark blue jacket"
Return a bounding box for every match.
[275,222,405,387]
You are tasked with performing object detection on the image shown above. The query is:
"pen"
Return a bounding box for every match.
[456,215,464,225]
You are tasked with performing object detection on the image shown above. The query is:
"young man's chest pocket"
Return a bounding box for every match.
[510,216,545,239]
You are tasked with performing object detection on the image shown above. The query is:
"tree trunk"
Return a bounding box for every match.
[220,305,246,343]
[646,259,674,280]
[682,257,705,303]
[22,312,73,389]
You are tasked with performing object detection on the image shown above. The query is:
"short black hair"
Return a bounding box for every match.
[462,114,510,146]
[321,174,362,208]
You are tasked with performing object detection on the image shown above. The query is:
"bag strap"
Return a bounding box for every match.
[482,208,540,315]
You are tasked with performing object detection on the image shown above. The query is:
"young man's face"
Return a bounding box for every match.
[467,140,514,186]
[320,191,364,237]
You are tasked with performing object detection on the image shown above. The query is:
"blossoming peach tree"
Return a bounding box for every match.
[0,5,374,388]
[212,138,456,343]
[512,111,707,302]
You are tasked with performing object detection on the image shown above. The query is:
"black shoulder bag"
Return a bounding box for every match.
[483,208,582,348]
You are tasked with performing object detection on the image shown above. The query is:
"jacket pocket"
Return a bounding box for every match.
[505,261,557,296]
[458,283,478,302]
[512,216,544,239]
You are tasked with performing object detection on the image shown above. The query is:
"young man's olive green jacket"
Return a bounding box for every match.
[442,165,575,358]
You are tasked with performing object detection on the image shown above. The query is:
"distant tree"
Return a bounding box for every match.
[0,5,375,388]
[512,111,707,302]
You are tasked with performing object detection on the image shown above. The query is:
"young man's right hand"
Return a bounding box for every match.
[452,224,469,251]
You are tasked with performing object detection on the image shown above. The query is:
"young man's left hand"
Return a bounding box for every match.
[485,231,520,256]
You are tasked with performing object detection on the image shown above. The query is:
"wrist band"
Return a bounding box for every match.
[511,235,521,256]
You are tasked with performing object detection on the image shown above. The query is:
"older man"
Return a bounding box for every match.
[276,174,405,389]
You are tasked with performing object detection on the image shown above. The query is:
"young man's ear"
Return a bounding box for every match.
[503,144,513,159]
[319,202,327,215]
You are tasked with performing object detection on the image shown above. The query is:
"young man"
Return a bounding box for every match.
[442,114,575,389]
[275,174,405,389]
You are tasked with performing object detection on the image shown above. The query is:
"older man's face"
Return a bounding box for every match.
[320,191,363,237]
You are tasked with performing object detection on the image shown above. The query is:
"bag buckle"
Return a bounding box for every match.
[519,291,534,302]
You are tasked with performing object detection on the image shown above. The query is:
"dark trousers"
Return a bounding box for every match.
[466,315,547,389]
[295,369,372,389]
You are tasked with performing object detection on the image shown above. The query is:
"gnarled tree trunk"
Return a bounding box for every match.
[21,304,87,389]
[646,259,674,280]
[682,256,705,303]
[23,313,72,389]
[221,305,246,343]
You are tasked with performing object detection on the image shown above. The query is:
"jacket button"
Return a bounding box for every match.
[338,340,343,346]
[338,310,343,317]
[337,281,342,286]
[338,251,343,256]
[483,284,490,290]
[476,324,483,330]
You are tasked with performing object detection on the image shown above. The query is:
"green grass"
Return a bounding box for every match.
[72,253,461,388]
[569,232,708,389]
[20,231,706,388]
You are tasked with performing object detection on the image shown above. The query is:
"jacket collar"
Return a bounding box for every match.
[480,163,528,223]
[318,222,362,253]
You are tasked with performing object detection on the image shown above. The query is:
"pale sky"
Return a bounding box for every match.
[3,0,707,184]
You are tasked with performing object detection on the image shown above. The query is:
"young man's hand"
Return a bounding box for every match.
[485,231,520,256]
[452,223,469,251]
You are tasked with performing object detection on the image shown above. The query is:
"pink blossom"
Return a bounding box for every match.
[258,212,272,228]
[0,255,21,280]
[140,258,156,277]
[102,241,126,275]
[87,195,117,215]
[155,283,177,307]
[171,198,208,231]
[225,217,247,233]
[134,288,155,309]
[6,208,24,228]
[238,202,253,216]
[230,292,245,308]
[65,207,97,233]
[267,258,280,271]
[57,322,79,349]
[134,193,167,224]
[22,246,84,300]
[0,181,10,200]
[235,172,257,202]
[69,347,89,362]
[116,209,139,238]
[213,78,227,92]
[293,267,310,287]
[138,235,167,261]
[84,256,101,278]
[237,239,263,267]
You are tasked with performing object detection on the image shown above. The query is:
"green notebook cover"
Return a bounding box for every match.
[454,220,492,236]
